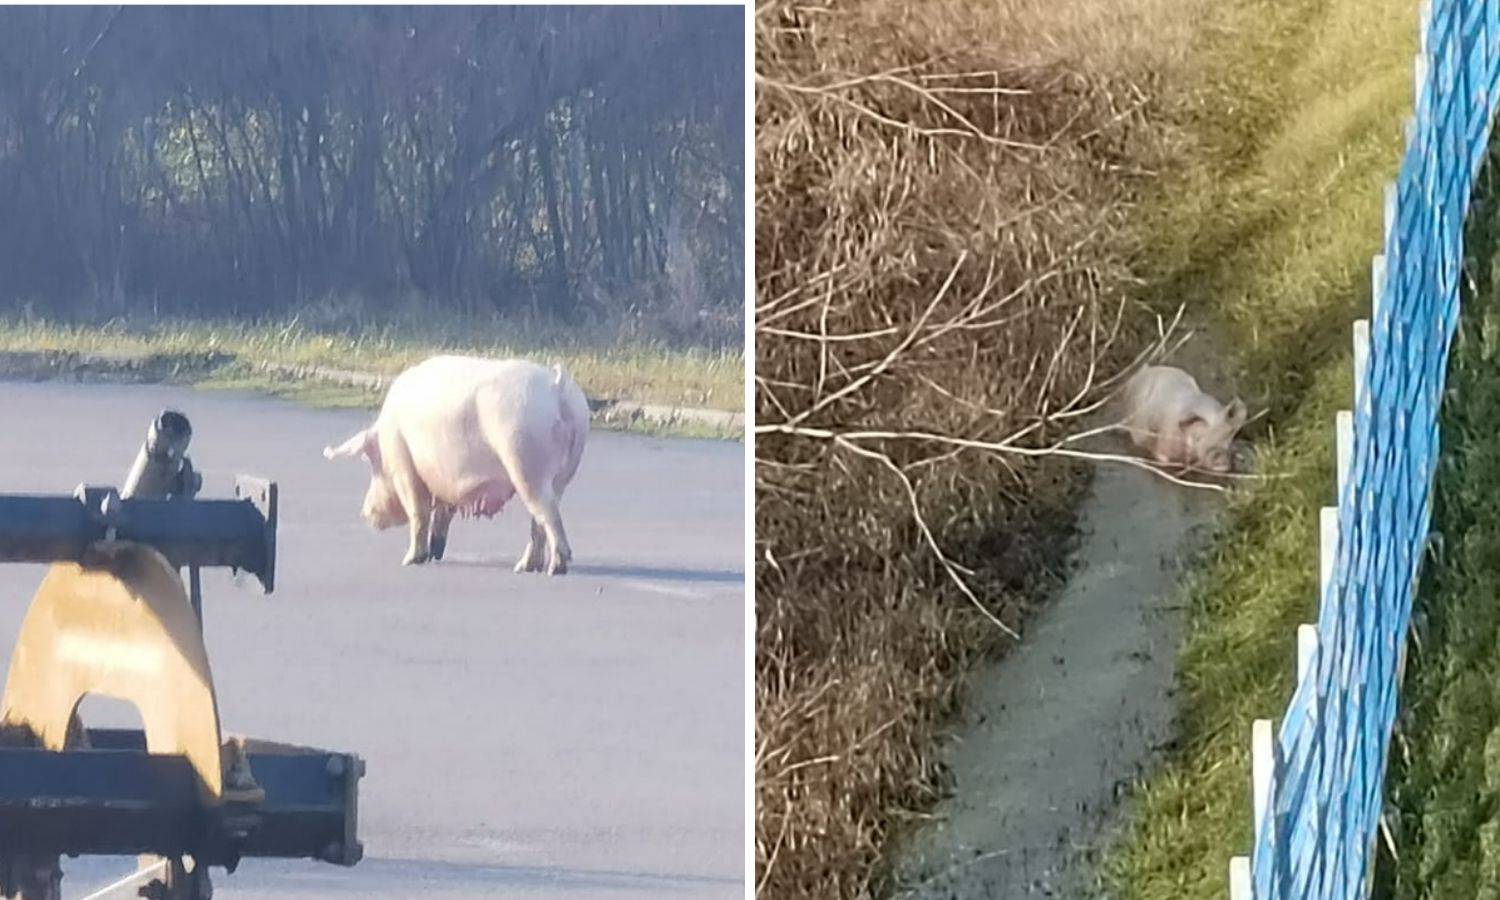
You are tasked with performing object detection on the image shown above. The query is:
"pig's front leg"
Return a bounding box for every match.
[1149,428,1186,468]
[429,502,455,561]
[404,520,432,566]
[395,474,434,566]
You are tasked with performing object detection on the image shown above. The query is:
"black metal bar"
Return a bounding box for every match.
[0,494,275,593]
[189,567,202,621]
[0,733,361,867]
[234,751,363,865]
[233,477,277,594]
[0,749,203,857]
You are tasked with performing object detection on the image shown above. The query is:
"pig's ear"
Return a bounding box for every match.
[323,428,381,470]
[1225,398,1248,430]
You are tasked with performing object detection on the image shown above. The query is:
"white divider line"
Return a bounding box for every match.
[78,859,170,900]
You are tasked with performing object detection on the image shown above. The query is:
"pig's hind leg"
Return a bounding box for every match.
[503,435,573,576]
[512,497,570,576]
[514,518,547,574]
[539,501,572,576]
[514,483,571,576]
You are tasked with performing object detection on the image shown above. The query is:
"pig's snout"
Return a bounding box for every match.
[361,478,407,530]
[1203,447,1233,473]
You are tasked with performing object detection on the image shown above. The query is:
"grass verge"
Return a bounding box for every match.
[0,316,743,413]
[1380,145,1500,899]
[192,367,740,440]
[1101,0,1423,896]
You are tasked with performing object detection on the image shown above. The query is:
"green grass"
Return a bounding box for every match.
[193,369,387,410]
[1379,148,1500,900]
[0,316,744,413]
[1101,0,1421,895]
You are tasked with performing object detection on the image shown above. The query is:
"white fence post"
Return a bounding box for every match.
[1229,856,1252,900]
[1353,320,1371,413]
[1320,507,1339,603]
[1253,718,1276,843]
[1372,250,1389,325]
[1418,0,1433,75]
[1297,625,1319,685]
[1336,411,1354,496]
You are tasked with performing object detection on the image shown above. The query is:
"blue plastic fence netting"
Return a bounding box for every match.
[1224,1,1500,898]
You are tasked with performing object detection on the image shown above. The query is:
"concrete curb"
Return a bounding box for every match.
[0,349,234,382]
[253,361,388,391]
[252,361,744,434]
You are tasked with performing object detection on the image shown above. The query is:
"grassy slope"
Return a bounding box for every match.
[1104,0,1418,895]
[0,318,743,413]
[1382,149,1500,899]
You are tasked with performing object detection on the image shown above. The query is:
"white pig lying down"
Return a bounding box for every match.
[323,355,590,573]
[1121,365,1247,473]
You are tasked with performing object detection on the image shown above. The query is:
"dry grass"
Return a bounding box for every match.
[753,0,1203,895]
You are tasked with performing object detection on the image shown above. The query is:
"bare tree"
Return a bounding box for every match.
[0,6,743,344]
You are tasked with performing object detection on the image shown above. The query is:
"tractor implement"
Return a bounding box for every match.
[0,411,363,900]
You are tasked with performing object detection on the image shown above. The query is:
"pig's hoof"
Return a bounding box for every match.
[514,556,544,574]
[429,537,447,561]
[403,550,431,566]
[546,554,571,576]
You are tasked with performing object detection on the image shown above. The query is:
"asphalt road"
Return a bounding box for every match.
[0,381,746,899]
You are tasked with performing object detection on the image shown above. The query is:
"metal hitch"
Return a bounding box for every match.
[0,411,362,900]
[0,479,277,591]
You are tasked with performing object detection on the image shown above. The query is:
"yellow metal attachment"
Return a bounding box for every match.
[0,543,224,803]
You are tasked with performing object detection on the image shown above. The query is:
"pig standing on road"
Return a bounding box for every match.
[1121,365,1246,473]
[324,355,590,573]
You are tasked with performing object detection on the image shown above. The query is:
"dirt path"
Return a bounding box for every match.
[893,448,1225,898]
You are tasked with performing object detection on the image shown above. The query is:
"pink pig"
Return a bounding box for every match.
[1121,365,1246,473]
[324,355,589,573]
